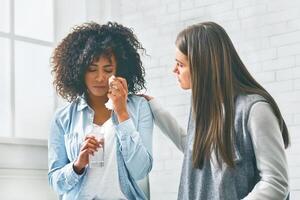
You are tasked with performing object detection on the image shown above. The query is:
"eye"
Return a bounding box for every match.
[87,66,97,72]
[177,62,183,68]
[103,66,114,74]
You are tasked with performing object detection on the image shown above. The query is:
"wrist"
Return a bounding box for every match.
[117,111,129,123]
[73,161,85,175]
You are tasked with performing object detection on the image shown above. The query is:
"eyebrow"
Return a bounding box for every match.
[102,64,114,68]
[175,59,184,65]
[90,63,114,68]
[90,63,98,67]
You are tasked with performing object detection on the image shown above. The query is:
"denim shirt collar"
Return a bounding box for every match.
[76,94,130,127]
[77,94,89,111]
[76,93,131,112]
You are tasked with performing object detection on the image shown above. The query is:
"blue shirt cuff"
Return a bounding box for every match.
[65,162,85,186]
[115,118,136,139]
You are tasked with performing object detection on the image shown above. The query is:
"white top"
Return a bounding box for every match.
[77,119,127,200]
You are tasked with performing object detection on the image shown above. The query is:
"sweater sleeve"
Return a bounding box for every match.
[148,99,187,152]
[243,102,289,200]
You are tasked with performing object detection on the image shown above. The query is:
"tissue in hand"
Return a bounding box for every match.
[105,75,115,110]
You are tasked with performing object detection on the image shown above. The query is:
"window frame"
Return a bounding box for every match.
[0,0,57,144]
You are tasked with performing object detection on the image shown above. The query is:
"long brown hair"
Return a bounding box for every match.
[176,22,290,169]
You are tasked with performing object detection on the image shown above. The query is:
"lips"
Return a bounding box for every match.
[93,86,106,89]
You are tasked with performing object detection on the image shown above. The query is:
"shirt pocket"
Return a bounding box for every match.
[64,132,81,161]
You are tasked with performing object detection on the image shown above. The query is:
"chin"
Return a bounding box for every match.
[89,89,108,97]
[179,84,191,90]
[181,87,190,90]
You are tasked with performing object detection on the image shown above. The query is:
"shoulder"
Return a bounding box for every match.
[127,95,152,116]
[128,95,149,108]
[235,94,279,132]
[248,102,276,127]
[234,94,271,127]
[128,94,147,103]
[235,94,266,106]
[235,94,267,113]
[52,100,79,126]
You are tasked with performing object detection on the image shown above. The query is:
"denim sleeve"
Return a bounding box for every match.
[115,98,153,181]
[48,116,85,194]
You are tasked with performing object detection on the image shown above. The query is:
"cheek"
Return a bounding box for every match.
[102,74,110,85]
[180,69,187,78]
[186,72,191,82]
[84,73,93,86]
[182,70,191,84]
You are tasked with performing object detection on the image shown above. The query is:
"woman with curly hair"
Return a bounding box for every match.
[48,22,153,200]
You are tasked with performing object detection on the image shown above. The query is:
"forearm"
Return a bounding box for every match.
[48,161,85,194]
[48,118,85,194]
[120,134,153,180]
[149,99,186,152]
[243,181,289,200]
[115,118,153,180]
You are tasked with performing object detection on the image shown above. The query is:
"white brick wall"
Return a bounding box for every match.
[103,0,300,199]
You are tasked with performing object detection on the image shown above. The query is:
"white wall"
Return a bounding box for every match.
[0,139,56,200]
[3,0,299,199]
[105,0,300,199]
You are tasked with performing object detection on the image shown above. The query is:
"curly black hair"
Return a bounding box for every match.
[51,22,146,102]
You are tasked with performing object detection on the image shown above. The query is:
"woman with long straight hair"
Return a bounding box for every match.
[146,21,290,199]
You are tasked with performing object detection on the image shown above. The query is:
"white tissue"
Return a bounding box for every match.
[105,75,115,110]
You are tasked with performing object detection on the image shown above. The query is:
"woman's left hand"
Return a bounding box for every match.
[108,76,129,122]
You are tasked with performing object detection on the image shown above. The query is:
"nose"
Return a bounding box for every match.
[173,64,179,74]
[95,71,106,82]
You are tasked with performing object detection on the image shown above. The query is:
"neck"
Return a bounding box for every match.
[87,93,109,111]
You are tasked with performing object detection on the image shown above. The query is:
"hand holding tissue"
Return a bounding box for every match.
[105,75,115,110]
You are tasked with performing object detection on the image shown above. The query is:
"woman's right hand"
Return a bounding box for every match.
[73,135,101,174]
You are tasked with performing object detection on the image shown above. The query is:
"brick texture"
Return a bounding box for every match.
[106,0,300,199]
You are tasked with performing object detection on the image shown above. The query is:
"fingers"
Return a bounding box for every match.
[109,77,128,95]
[81,137,101,154]
[84,135,101,146]
[110,88,125,96]
[116,77,128,94]
[81,141,99,150]
[137,94,154,101]
[107,92,114,100]
[81,148,95,156]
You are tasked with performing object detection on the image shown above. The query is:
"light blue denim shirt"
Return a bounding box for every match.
[48,95,153,200]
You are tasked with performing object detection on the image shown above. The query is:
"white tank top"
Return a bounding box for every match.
[78,119,127,200]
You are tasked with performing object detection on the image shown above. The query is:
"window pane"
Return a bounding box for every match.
[15,0,54,42]
[15,41,54,139]
[0,0,10,32]
[0,38,11,137]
